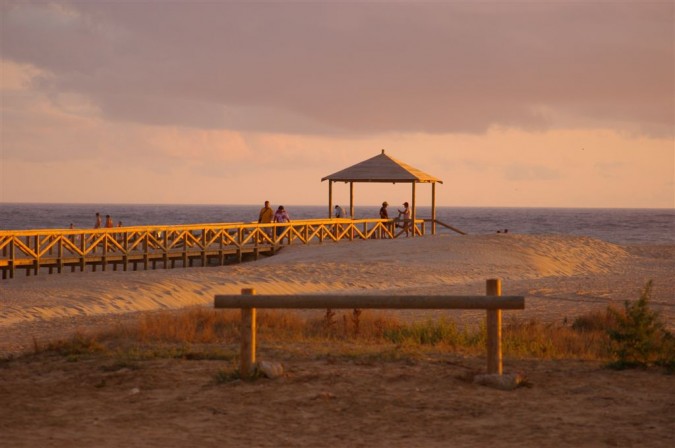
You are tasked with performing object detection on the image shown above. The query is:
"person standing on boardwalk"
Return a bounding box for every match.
[379,201,389,219]
[334,205,346,218]
[258,201,273,224]
[397,202,411,236]
[273,205,291,238]
[258,200,274,240]
[94,212,102,229]
[105,215,114,228]
[379,201,389,238]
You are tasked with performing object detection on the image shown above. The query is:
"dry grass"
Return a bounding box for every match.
[22,307,620,364]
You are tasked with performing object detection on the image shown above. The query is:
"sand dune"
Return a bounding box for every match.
[1,234,673,355]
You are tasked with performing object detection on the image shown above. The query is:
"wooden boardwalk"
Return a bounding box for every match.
[0,218,429,280]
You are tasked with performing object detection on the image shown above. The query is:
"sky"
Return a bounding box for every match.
[1,1,673,208]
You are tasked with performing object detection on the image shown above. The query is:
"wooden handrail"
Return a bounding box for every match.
[215,279,522,378]
[0,217,426,279]
[423,218,467,235]
[215,294,524,310]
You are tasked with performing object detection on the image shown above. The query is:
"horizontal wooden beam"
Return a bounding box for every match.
[214,294,524,310]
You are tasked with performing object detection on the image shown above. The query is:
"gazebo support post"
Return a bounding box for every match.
[328,181,333,219]
[349,182,354,218]
[431,183,436,235]
[411,182,416,238]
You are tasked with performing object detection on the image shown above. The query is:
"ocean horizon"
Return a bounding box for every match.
[1,203,673,246]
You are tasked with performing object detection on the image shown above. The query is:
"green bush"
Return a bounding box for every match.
[607,281,674,369]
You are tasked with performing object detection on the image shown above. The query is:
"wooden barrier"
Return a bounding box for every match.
[214,279,524,377]
[0,217,427,280]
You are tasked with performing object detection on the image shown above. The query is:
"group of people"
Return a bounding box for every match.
[379,201,412,236]
[257,200,412,238]
[93,212,121,229]
[258,201,291,225]
[258,201,291,238]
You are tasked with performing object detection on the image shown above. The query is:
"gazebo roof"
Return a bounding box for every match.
[321,150,443,184]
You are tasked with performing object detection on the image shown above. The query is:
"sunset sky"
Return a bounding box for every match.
[1,1,673,208]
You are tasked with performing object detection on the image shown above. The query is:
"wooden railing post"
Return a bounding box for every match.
[240,288,257,378]
[486,278,502,375]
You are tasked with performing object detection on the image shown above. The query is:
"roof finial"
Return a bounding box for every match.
[381,149,385,154]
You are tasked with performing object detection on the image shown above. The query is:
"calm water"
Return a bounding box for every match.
[0,203,673,246]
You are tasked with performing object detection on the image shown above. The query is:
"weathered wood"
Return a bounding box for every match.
[486,278,503,375]
[1,218,439,280]
[215,294,524,310]
[429,219,467,235]
[431,183,436,235]
[219,281,523,378]
[240,288,257,378]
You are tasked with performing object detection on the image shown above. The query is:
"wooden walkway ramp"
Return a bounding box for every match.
[1,217,464,280]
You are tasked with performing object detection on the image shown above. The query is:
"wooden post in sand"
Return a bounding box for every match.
[486,278,503,375]
[240,288,257,378]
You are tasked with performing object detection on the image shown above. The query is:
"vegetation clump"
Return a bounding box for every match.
[10,283,672,372]
[606,281,674,370]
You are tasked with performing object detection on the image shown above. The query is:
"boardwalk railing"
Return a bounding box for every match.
[215,279,524,378]
[0,217,429,280]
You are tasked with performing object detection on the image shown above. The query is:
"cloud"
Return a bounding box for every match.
[2,1,672,137]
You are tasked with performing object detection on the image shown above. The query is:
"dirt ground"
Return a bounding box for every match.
[1,344,673,448]
[1,237,673,446]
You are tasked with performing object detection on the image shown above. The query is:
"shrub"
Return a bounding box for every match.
[607,281,674,369]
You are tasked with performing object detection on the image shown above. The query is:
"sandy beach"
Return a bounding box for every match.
[1,234,674,447]
[1,233,673,355]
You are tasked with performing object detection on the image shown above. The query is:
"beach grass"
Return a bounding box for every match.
[19,284,673,371]
[22,308,612,363]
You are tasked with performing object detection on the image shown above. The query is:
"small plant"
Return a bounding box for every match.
[571,309,617,333]
[46,332,105,357]
[323,308,336,333]
[383,319,476,347]
[606,281,674,369]
[351,308,362,336]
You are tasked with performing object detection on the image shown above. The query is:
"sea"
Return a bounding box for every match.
[0,203,673,246]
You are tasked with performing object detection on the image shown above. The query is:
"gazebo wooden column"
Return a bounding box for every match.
[432,183,436,235]
[411,182,416,238]
[328,181,333,218]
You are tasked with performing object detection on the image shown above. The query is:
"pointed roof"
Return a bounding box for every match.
[321,150,442,184]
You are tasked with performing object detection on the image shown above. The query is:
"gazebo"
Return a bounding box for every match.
[321,150,443,235]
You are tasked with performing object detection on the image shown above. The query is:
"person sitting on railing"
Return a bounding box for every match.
[334,205,346,218]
